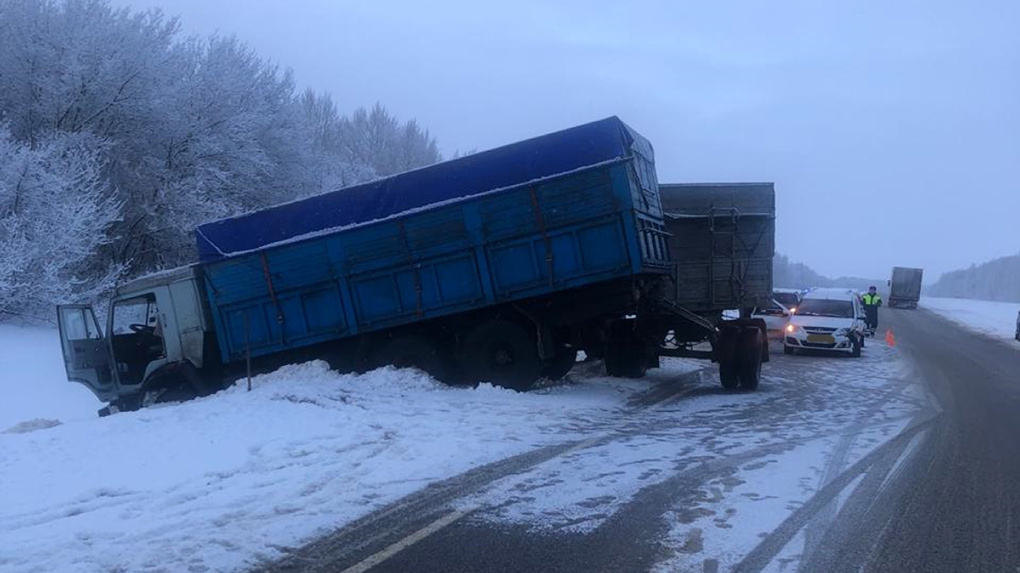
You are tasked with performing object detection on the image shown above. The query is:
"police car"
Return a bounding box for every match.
[783,289,868,357]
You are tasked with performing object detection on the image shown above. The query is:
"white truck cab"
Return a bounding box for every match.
[57,265,214,410]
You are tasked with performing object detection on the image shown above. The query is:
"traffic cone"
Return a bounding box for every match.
[885,329,896,347]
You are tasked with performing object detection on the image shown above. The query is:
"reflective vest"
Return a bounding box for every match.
[862,293,882,306]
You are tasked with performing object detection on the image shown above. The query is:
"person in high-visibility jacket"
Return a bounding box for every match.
[862,286,883,335]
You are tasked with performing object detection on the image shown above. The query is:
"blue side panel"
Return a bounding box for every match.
[195,116,648,262]
[201,120,669,364]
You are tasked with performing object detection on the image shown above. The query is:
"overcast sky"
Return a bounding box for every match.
[113,0,1019,281]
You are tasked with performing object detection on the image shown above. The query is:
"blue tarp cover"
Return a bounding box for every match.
[195,116,650,262]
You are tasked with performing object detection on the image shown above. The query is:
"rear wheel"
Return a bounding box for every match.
[542,345,578,380]
[716,326,740,389]
[605,320,648,378]
[737,327,763,390]
[459,320,542,391]
[371,334,449,381]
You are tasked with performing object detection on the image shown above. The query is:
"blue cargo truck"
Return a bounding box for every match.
[57,117,771,414]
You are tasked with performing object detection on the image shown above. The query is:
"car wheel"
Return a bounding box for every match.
[783,344,795,355]
[851,335,862,358]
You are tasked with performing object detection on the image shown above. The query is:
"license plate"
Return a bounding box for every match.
[807,334,836,344]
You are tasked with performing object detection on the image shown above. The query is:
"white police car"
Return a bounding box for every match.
[783,289,868,357]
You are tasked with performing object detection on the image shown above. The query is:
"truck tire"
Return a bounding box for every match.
[715,326,740,389]
[605,321,647,379]
[371,334,449,382]
[459,320,542,391]
[542,345,578,380]
[737,327,763,391]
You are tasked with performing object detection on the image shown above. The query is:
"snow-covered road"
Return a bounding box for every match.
[257,332,926,573]
[0,322,927,573]
[0,325,700,573]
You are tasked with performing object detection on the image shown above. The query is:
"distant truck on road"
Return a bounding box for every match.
[888,267,924,309]
[57,118,774,414]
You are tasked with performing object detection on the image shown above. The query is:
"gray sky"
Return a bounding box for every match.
[114,0,1019,281]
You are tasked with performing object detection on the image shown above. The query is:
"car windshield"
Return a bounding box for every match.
[796,298,854,318]
[773,292,800,306]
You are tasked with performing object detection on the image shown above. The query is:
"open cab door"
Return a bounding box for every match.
[57,305,117,402]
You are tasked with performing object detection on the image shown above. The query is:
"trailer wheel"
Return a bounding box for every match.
[715,326,740,389]
[459,320,542,391]
[542,345,578,380]
[737,327,763,391]
[371,334,449,382]
[605,321,647,379]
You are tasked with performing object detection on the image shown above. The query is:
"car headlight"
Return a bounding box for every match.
[786,324,801,333]
[834,328,850,337]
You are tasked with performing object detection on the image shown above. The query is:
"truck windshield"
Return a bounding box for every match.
[111,294,165,385]
[796,299,854,318]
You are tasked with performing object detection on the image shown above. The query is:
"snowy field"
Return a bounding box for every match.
[921,297,1020,343]
[0,325,102,430]
[0,324,695,573]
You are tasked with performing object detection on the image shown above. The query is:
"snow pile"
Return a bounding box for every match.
[0,355,649,573]
[921,297,1020,342]
[0,325,102,430]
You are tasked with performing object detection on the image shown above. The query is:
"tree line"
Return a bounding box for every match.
[0,0,442,320]
[926,253,1020,302]
[773,254,880,292]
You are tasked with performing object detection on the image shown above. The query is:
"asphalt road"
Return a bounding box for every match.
[795,308,1020,573]
[256,308,1020,573]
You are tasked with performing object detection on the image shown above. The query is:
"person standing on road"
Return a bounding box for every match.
[862,286,883,336]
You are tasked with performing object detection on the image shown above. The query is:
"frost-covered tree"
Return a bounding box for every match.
[926,254,1020,302]
[0,128,122,317]
[0,0,444,318]
[339,102,442,176]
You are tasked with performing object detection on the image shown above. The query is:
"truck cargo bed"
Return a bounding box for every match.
[658,183,775,314]
[198,118,670,363]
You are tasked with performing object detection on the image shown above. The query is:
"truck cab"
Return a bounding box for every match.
[57,265,215,410]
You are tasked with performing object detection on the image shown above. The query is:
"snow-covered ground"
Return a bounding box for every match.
[921,297,1020,342]
[0,325,102,430]
[0,324,691,573]
[0,322,925,573]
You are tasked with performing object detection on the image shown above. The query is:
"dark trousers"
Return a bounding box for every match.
[864,306,879,330]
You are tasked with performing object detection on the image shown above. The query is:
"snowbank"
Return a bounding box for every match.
[921,297,1020,342]
[0,325,102,430]
[0,354,659,573]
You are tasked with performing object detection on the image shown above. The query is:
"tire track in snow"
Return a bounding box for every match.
[730,412,939,573]
[255,369,707,572]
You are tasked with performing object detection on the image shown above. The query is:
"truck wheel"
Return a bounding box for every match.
[459,320,542,391]
[737,327,763,391]
[371,334,449,382]
[715,326,740,389]
[605,321,647,379]
[542,345,578,380]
